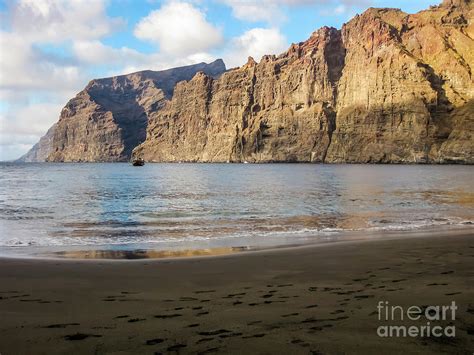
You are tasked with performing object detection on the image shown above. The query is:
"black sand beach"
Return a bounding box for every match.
[0,229,473,354]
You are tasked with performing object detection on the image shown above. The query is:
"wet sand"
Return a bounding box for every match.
[0,229,473,354]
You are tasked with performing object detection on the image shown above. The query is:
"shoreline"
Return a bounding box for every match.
[6,161,474,165]
[1,225,473,262]
[0,230,473,354]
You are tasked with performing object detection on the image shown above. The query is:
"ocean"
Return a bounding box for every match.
[0,163,473,258]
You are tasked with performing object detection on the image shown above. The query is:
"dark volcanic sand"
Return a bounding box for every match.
[0,229,473,354]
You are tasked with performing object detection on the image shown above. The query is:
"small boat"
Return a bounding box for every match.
[132,158,145,166]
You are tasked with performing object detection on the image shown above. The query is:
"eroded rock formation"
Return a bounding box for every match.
[134,0,473,163]
[22,0,473,163]
[25,60,226,162]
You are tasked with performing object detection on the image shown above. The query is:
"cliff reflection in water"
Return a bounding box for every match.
[50,247,250,260]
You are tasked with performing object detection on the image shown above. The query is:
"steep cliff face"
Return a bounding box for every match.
[326,0,474,163]
[134,27,344,162]
[43,60,225,162]
[134,0,473,163]
[22,1,473,164]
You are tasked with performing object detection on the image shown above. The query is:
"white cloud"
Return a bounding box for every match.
[109,52,219,77]
[0,102,63,160]
[224,27,288,68]
[134,2,223,56]
[218,0,318,23]
[334,4,347,14]
[72,40,154,67]
[220,0,370,23]
[0,102,61,137]
[7,0,124,43]
[0,0,124,160]
[0,0,124,95]
[0,32,85,98]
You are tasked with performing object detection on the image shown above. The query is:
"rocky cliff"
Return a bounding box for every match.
[22,0,473,164]
[23,60,226,162]
[134,0,473,163]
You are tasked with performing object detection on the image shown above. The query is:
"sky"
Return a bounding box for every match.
[0,0,439,161]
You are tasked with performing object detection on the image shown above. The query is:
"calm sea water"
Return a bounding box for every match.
[0,163,473,258]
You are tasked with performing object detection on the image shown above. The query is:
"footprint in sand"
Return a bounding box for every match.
[223,292,246,299]
[198,329,230,336]
[180,297,198,301]
[291,339,310,347]
[146,338,164,345]
[219,332,243,338]
[391,279,407,283]
[242,333,266,339]
[154,314,182,319]
[354,295,374,299]
[282,313,299,318]
[194,290,216,294]
[128,318,146,323]
[197,347,221,355]
[167,344,187,351]
[64,333,102,341]
[309,324,334,332]
[43,323,80,329]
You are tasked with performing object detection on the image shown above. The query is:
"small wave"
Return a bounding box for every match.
[1,217,472,248]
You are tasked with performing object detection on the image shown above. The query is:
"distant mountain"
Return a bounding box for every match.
[21,0,473,163]
[17,123,57,162]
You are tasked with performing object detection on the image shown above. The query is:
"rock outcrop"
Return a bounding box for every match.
[27,60,226,162]
[22,1,473,164]
[134,0,473,163]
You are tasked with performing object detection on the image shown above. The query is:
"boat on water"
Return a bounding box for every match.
[132,158,145,166]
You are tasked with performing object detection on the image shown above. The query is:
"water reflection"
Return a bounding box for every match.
[0,163,473,255]
[50,246,250,259]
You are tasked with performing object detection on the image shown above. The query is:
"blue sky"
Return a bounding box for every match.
[0,0,439,161]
